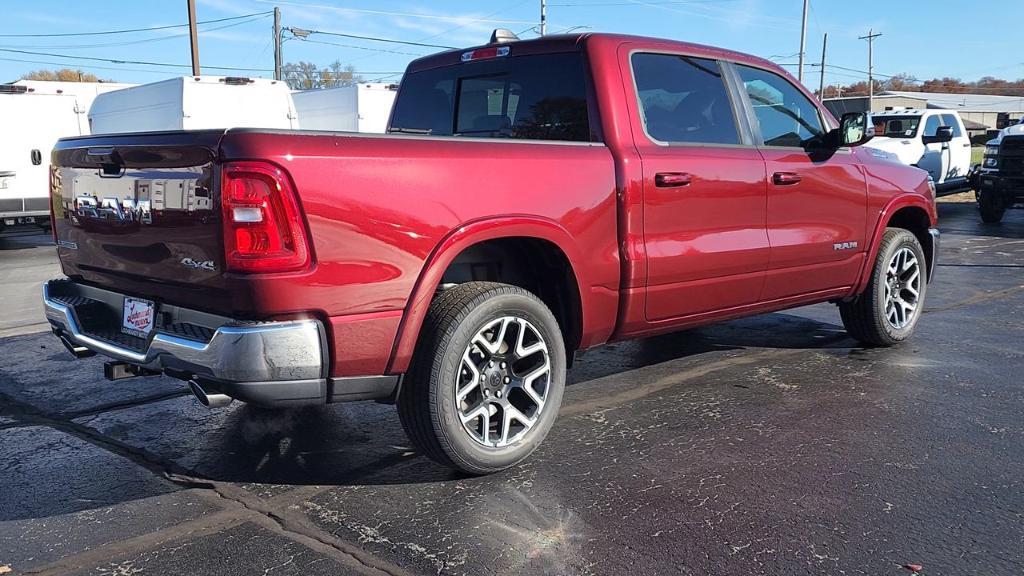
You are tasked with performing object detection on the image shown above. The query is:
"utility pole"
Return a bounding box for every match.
[273,7,282,81]
[859,29,882,110]
[818,33,827,100]
[797,0,808,82]
[187,0,200,75]
[540,0,547,36]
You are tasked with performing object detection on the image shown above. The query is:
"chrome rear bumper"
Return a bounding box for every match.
[43,279,327,406]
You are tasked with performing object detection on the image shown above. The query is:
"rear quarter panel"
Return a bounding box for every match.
[219,131,620,375]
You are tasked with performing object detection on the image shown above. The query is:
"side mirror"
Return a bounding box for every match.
[837,112,874,147]
[923,126,954,144]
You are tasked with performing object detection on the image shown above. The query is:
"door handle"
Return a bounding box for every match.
[772,172,802,185]
[655,172,692,187]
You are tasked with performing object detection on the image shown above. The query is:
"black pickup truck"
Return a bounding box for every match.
[978,126,1024,223]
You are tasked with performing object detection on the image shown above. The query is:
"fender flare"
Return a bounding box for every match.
[386,215,590,374]
[852,195,935,296]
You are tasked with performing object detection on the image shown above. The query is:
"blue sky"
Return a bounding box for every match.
[3,0,1022,87]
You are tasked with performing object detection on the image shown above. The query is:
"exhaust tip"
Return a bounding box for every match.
[56,331,96,359]
[188,380,233,409]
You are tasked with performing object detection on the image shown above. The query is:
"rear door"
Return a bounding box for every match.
[917,114,946,183]
[626,50,769,321]
[941,113,971,181]
[731,64,867,301]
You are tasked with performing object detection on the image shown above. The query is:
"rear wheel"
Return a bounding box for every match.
[398,282,566,474]
[978,189,1006,224]
[839,228,927,346]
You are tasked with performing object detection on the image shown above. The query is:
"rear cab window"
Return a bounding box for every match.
[389,52,593,142]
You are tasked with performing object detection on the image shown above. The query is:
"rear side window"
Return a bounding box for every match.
[940,114,963,137]
[736,65,824,147]
[389,52,592,142]
[631,53,739,145]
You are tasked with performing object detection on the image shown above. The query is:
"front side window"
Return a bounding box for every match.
[389,52,591,142]
[736,65,824,147]
[631,53,740,145]
[940,114,963,137]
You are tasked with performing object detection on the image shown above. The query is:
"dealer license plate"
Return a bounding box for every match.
[122,297,155,337]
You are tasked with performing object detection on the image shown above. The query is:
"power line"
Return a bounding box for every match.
[548,0,739,5]
[0,47,273,72]
[285,28,456,50]
[293,38,427,57]
[0,11,273,38]
[260,0,535,24]
[0,14,271,51]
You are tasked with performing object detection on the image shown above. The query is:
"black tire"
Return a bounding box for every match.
[839,228,928,347]
[397,282,566,474]
[978,189,1006,224]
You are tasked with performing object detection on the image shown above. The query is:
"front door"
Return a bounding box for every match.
[732,64,867,301]
[628,52,769,321]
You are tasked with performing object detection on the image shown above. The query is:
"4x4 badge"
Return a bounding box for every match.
[180,257,216,271]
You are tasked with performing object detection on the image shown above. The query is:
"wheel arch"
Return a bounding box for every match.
[386,217,590,374]
[854,198,936,295]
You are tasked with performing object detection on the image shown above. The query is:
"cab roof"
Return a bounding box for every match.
[404,32,781,75]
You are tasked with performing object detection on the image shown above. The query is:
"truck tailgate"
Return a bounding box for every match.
[51,131,228,301]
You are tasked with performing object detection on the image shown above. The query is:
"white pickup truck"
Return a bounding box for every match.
[865,109,973,196]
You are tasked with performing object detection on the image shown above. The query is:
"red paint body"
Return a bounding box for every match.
[50,34,937,379]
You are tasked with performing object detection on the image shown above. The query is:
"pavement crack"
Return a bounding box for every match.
[203,483,415,576]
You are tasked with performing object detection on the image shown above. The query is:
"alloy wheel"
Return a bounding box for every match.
[455,316,551,448]
[883,246,921,330]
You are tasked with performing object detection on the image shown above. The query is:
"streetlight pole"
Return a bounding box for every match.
[818,33,827,100]
[797,0,808,82]
[540,0,547,36]
[273,7,282,81]
[187,0,200,76]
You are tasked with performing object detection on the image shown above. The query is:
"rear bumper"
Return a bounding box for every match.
[43,279,398,406]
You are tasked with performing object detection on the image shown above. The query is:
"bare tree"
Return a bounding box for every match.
[282,60,363,90]
[21,69,113,82]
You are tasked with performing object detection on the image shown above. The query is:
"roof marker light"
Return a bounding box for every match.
[461,45,510,62]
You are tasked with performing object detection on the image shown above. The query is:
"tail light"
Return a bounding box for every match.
[221,161,310,273]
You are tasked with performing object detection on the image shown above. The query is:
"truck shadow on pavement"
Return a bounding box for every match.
[161,311,853,490]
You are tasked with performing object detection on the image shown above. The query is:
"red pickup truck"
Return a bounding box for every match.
[44,32,938,474]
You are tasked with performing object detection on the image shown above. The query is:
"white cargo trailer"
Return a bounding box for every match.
[88,76,299,134]
[292,83,397,133]
[1,81,135,237]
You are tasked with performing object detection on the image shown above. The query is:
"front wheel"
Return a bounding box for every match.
[978,189,1006,224]
[839,228,927,346]
[398,282,566,474]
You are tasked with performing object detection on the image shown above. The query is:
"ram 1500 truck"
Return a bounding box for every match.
[42,32,939,474]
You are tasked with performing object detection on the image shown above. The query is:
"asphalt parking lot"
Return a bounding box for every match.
[1,201,1021,576]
